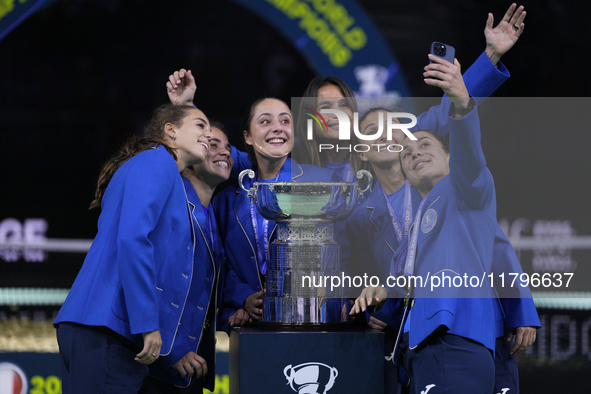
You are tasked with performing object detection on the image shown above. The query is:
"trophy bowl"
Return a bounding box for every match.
[238,170,372,330]
[238,169,371,223]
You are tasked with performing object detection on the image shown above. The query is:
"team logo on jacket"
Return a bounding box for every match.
[421,209,437,233]
[284,362,338,393]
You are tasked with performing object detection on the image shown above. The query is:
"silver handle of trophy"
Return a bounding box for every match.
[238,169,257,202]
[356,170,373,201]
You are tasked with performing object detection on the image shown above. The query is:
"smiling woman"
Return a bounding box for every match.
[168,107,212,171]
[212,97,339,332]
[182,123,234,208]
[292,76,358,180]
[242,98,294,180]
[399,131,450,198]
[395,92,503,392]
[138,122,231,392]
[53,104,215,394]
[88,105,211,209]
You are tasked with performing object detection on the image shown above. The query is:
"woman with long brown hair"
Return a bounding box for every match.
[54,104,213,394]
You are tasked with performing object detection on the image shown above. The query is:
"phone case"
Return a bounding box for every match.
[430,41,455,63]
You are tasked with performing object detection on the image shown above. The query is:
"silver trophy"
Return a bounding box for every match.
[239,169,372,329]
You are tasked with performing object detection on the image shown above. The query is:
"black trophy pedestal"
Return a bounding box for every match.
[229,327,385,394]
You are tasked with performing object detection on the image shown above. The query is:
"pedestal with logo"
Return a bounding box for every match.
[232,172,384,393]
[230,327,384,394]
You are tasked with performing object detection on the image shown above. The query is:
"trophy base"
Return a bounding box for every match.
[257,320,355,332]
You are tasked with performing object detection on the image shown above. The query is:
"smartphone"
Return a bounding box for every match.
[430,41,455,63]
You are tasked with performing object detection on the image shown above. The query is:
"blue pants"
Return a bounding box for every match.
[139,375,203,394]
[384,333,409,394]
[403,332,495,394]
[56,322,148,394]
[494,336,519,394]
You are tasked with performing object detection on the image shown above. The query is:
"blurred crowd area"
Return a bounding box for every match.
[0,315,230,353]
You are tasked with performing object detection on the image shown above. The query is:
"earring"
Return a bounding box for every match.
[173,133,176,140]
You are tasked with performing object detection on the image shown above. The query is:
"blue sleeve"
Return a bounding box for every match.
[331,169,339,182]
[492,227,541,330]
[230,145,253,178]
[448,102,494,210]
[211,193,258,310]
[414,51,509,136]
[501,298,541,331]
[214,244,235,335]
[461,51,509,102]
[493,226,534,298]
[223,261,257,311]
[160,336,191,369]
[367,297,405,333]
[217,307,237,335]
[334,219,349,270]
[413,100,452,135]
[117,152,175,335]
[341,212,363,281]
[341,204,384,284]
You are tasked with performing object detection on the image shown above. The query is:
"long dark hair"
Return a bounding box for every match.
[292,76,358,166]
[89,104,195,209]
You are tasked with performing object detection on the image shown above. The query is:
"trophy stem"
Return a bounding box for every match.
[262,221,351,328]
